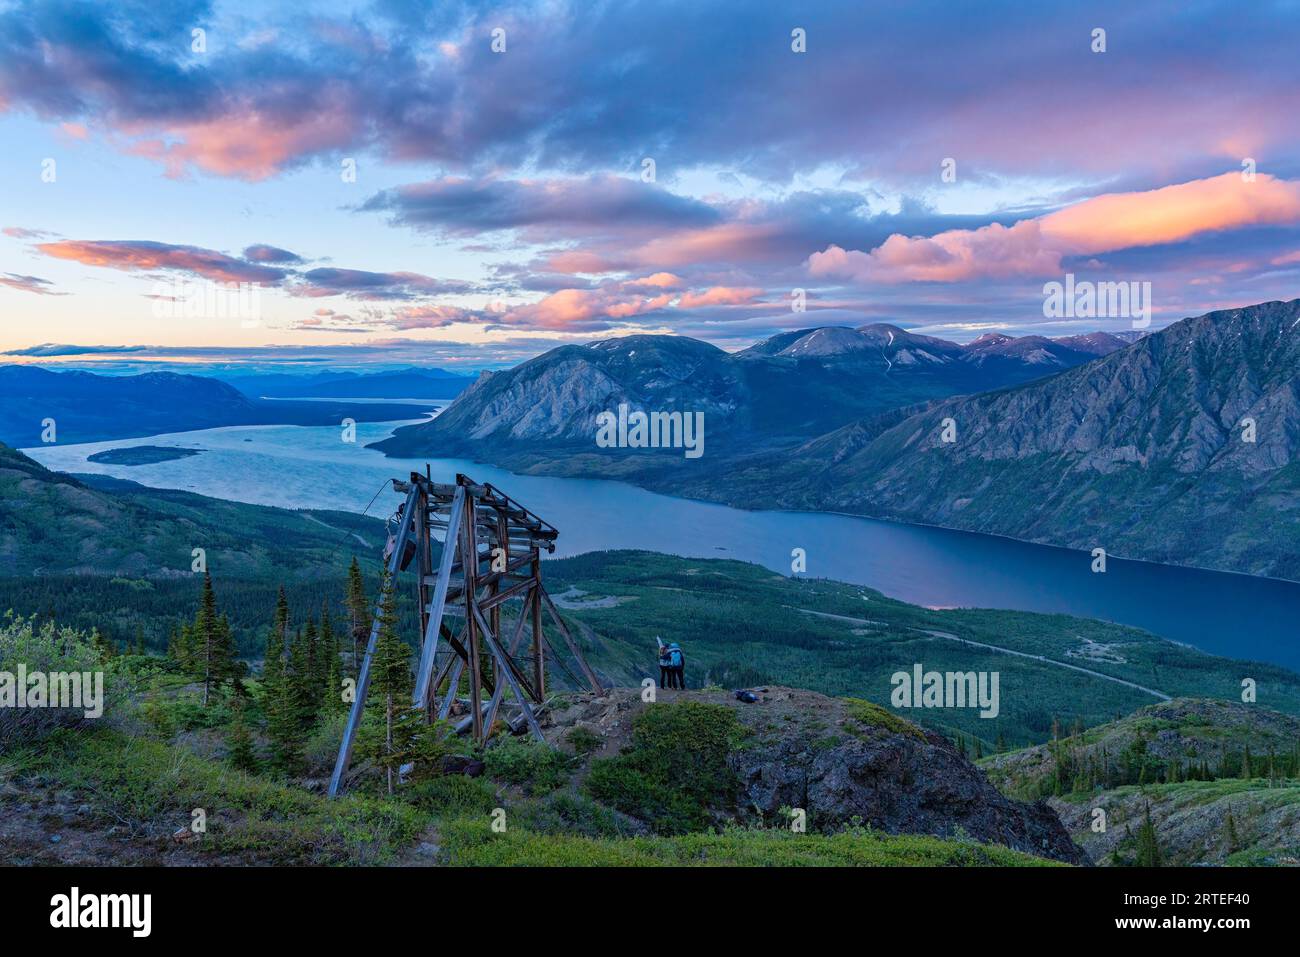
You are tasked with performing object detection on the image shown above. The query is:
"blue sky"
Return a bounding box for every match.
[2,0,1299,372]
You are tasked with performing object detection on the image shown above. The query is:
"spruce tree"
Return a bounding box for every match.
[367,572,411,794]
[263,587,304,773]
[321,603,345,716]
[1135,804,1163,867]
[227,698,259,773]
[346,557,371,677]
[290,620,319,731]
[194,572,235,706]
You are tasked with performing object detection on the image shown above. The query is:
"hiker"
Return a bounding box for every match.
[668,642,685,689]
[657,639,672,688]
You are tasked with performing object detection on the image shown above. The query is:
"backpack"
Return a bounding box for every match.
[669,649,683,668]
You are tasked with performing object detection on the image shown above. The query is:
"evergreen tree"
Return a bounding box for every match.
[263,587,304,773]
[289,619,319,731]
[193,572,235,706]
[321,602,345,716]
[345,558,371,677]
[1135,803,1163,867]
[90,628,116,662]
[227,698,259,773]
[367,572,410,794]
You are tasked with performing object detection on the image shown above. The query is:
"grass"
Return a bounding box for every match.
[6,727,426,865]
[843,697,925,739]
[437,818,1064,867]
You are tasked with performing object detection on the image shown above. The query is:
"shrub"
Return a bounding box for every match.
[566,725,602,755]
[483,737,571,794]
[512,792,639,839]
[585,701,745,834]
[0,615,126,750]
[403,775,498,818]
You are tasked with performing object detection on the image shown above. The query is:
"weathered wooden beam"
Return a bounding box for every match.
[470,600,545,741]
[540,587,604,693]
[412,484,465,711]
[329,483,420,798]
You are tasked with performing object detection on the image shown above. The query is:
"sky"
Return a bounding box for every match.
[2,0,1300,372]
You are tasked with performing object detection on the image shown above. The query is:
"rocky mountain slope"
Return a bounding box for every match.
[724,300,1300,578]
[983,699,1300,865]
[371,326,1121,464]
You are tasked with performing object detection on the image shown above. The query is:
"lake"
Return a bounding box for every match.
[25,410,1300,671]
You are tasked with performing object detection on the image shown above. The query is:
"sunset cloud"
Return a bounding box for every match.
[35,240,291,285]
[0,272,63,295]
[810,174,1300,283]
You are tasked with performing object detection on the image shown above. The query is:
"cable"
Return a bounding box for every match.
[321,479,393,564]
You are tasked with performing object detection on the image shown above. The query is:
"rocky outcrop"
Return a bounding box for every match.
[548,685,1086,864]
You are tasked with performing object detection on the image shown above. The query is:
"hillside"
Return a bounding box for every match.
[983,699,1300,865]
[0,443,382,655]
[370,327,1117,468]
[541,551,1300,749]
[0,443,378,580]
[711,300,1300,579]
[0,366,426,446]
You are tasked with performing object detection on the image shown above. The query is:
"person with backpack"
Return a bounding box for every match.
[667,642,685,689]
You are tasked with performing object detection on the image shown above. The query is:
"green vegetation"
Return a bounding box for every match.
[86,446,203,466]
[543,551,1300,749]
[483,738,572,794]
[586,702,747,834]
[843,697,925,739]
[6,727,424,864]
[436,818,1062,867]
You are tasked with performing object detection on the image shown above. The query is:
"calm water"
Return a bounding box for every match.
[25,411,1300,671]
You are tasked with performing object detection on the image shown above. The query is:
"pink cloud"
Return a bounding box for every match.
[35,239,288,284]
[117,102,361,182]
[677,286,763,308]
[810,173,1300,283]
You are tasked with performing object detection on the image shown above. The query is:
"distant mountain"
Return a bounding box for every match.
[730,300,1300,578]
[0,366,429,446]
[222,367,470,399]
[371,326,1117,465]
[736,323,1126,370]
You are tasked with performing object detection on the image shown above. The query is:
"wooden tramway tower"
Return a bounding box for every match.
[329,470,604,798]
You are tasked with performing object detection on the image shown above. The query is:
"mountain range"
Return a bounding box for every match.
[717,300,1300,578]
[373,302,1299,579]
[0,366,431,446]
[372,324,1125,465]
[218,366,470,400]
